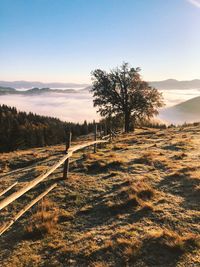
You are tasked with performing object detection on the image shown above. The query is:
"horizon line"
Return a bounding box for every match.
[1,78,200,84]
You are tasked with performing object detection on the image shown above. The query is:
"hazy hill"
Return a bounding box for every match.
[24,87,77,94]
[1,79,200,91]
[0,79,200,91]
[149,79,200,90]
[0,81,90,89]
[160,96,200,124]
[0,87,79,95]
[173,96,200,114]
[0,86,16,93]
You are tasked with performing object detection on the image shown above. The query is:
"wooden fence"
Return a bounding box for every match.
[0,125,115,236]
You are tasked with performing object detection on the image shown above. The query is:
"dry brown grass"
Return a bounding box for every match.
[122,239,142,262]
[101,235,142,264]
[112,144,129,151]
[170,166,200,181]
[86,152,128,173]
[134,151,170,170]
[134,180,155,200]
[25,198,59,238]
[134,152,155,165]
[147,228,200,252]
[172,152,187,160]
[90,261,109,267]
[105,179,155,213]
[189,169,200,180]
[59,209,74,222]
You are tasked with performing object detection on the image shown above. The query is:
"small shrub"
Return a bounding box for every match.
[146,228,200,253]
[172,153,187,160]
[87,159,125,173]
[106,180,155,214]
[134,180,155,200]
[137,189,154,200]
[134,152,155,166]
[25,198,58,238]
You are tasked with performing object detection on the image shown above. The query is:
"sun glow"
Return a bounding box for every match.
[187,0,200,8]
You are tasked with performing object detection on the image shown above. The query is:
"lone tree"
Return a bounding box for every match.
[91,63,164,132]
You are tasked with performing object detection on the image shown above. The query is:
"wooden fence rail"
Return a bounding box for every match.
[0,139,108,211]
[0,183,57,236]
[0,182,18,198]
[0,127,118,236]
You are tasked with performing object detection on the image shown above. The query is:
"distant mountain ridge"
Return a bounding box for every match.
[1,79,200,90]
[0,80,90,89]
[149,79,200,90]
[0,86,83,95]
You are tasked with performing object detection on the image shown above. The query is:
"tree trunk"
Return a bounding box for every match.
[124,112,130,133]
[132,116,136,132]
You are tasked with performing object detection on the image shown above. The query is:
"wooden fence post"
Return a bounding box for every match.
[99,124,102,139]
[94,123,97,153]
[99,124,102,148]
[109,128,112,143]
[104,122,107,136]
[63,131,72,179]
[108,108,112,143]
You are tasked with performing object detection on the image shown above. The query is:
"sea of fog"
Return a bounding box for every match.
[0,91,99,122]
[0,88,200,123]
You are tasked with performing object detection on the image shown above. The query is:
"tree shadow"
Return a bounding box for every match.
[75,181,152,230]
[137,237,183,267]
[158,167,200,210]
[85,226,183,267]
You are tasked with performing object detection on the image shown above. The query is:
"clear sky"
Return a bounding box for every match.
[0,0,200,83]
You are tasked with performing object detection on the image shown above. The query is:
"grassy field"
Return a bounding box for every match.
[0,125,200,267]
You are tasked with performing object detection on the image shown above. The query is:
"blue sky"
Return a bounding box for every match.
[0,0,200,83]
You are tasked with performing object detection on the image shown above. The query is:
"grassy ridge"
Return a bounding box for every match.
[0,125,199,266]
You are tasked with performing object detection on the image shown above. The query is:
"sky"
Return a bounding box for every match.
[0,0,200,83]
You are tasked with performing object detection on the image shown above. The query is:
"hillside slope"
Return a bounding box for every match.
[174,96,200,114]
[160,96,200,124]
[0,126,200,266]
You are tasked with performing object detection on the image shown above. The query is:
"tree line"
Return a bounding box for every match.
[0,105,95,152]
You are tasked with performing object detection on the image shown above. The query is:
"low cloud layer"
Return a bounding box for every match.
[0,89,200,124]
[0,91,99,123]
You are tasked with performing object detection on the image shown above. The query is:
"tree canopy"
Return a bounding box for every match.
[91,63,164,132]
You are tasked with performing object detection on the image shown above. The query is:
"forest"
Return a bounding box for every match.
[0,104,94,152]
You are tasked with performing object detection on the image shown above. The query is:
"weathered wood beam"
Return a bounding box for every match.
[0,183,57,236]
[0,182,18,197]
[0,139,108,211]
